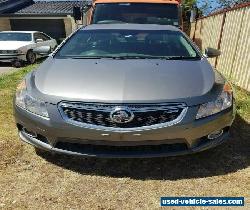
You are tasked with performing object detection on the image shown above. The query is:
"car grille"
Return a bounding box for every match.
[0,50,17,54]
[59,102,187,131]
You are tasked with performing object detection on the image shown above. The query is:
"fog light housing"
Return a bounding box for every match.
[22,127,37,138]
[207,130,223,140]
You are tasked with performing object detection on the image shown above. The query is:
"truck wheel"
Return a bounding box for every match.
[26,50,36,64]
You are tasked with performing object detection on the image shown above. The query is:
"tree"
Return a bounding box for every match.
[183,0,197,10]
[182,0,197,21]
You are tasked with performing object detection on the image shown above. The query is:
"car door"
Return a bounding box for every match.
[33,32,46,49]
[40,33,57,50]
[34,33,57,51]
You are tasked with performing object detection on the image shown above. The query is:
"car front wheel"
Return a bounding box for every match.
[26,50,36,64]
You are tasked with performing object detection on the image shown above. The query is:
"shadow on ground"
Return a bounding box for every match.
[0,61,13,67]
[39,114,249,180]
[0,58,44,68]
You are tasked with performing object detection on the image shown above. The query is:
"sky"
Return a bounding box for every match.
[196,0,221,14]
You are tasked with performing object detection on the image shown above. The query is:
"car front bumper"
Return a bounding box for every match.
[14,104,235,158]
[0,53,25,62]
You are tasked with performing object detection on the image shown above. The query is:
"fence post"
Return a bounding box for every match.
[215,12,226,68]
[228,7,246,79]
[192,20,198,41]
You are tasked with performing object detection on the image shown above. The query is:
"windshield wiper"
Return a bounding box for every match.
[160,56,201,60]
[70,56,106,59]
[112,56,152,59]
[67,56,200,60]
[69,56,134,59]
[70,56,154,60]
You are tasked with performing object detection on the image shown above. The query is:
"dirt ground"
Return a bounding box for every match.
[0,67,249,209]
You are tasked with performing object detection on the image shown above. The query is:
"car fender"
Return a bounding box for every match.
[17,43,37,61]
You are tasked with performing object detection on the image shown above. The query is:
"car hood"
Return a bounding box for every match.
[0,41,31,50]
[34,58,215,103]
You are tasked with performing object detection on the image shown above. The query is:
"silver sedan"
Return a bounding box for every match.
[14,24,235,158]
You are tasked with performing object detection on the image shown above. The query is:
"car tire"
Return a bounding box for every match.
[26,50,36,64]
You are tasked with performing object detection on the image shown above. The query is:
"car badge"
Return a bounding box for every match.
[110,107,134,124]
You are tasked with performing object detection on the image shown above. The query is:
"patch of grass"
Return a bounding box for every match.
[0,64,37,90]
[0,65,37,169]
[234,86,250,121]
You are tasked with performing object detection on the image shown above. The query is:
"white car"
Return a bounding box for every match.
[0,31,57,67]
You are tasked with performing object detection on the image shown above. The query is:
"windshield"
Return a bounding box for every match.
[93,3,179,26]
[56,29,200,59]
[0,33,32,41]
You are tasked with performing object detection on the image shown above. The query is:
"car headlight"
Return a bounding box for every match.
[8,50,22,54]
[15,80,49,119]
[13,50,23,54]
[196,83,233,119]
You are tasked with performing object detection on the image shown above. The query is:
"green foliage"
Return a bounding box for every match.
[183,0,197,9]
[0,64,37,90]
[182,0,198,21]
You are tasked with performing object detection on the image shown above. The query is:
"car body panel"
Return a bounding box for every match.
[15,102,234,157]
[0,41,34,50]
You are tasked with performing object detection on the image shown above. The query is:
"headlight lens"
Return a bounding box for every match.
[15,80,49,119]
[196,83,233,119]
[7,50,22,54]
[13,50,23,54]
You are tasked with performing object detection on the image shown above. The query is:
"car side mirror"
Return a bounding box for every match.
[33,46,51,55]
[36,38,43,43]
[205,47,221,58]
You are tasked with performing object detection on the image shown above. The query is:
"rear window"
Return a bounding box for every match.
[92,3,179,26]
[56,29,200,59]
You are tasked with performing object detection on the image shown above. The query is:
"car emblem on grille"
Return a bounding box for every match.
[110,107,134,124]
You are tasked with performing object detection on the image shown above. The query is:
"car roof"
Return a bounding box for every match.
[82,24,180,32]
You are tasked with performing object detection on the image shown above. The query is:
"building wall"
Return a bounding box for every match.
[0,17,11,31]
[190,3,250,92]
[63,16,77,37]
